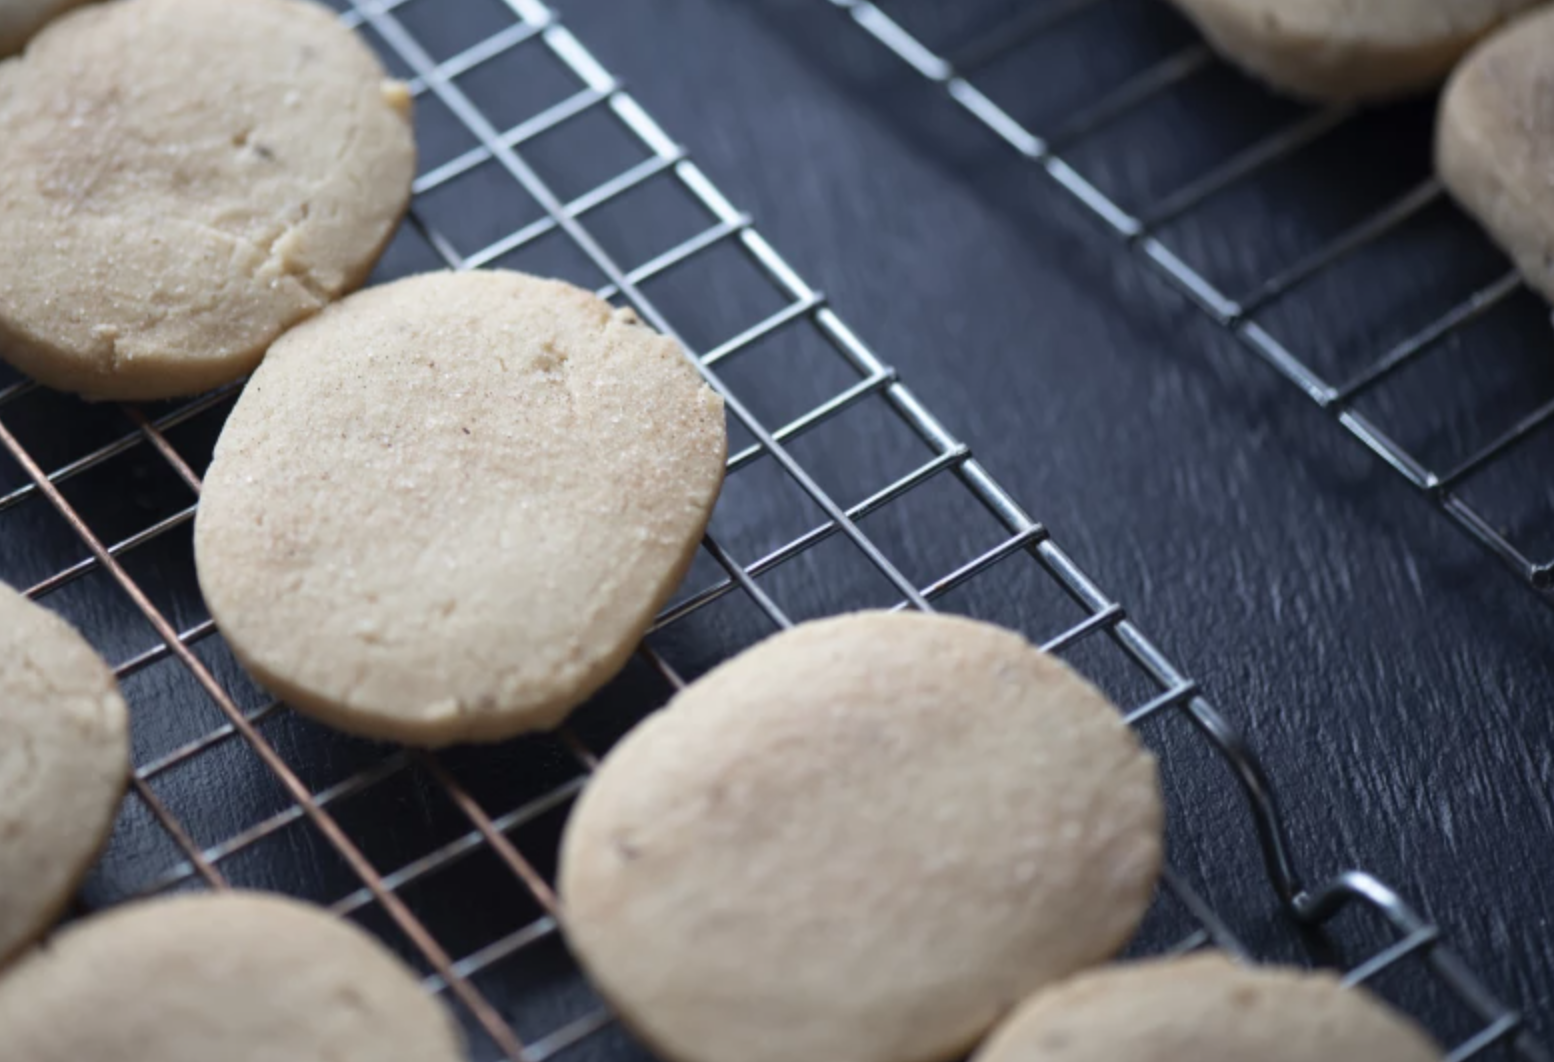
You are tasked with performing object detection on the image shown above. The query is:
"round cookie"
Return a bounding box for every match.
[0,0,92,56]
[0,582,129,969]
[195,269,727,746]
[559,611,1164,1062]
[1438,7,1554,306]
[0,0,416,400]
[1167,0,1541,102]
[973,954,1443,1062]
[0,891,466,1061]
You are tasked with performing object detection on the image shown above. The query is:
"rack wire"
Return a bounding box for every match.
[0,0,1539,1059]
[826,0,1554,601]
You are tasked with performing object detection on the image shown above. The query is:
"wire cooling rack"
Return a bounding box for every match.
[824,0,1554,602]
[0,0,1539,1059]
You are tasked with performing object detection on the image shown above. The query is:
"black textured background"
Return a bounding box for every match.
[1,0,1549,1057]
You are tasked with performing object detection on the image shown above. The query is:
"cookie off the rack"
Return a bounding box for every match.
[0,582,129,970]
[194,269,727,746]
[1438,6,1554,306]
[559,611,1163,1062]
[0,891,465,1061]
[972,954,1442,1062]
[0,0,415,400]
[1166,0,1540,101]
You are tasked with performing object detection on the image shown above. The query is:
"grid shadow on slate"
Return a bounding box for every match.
[0,0,1537,1060]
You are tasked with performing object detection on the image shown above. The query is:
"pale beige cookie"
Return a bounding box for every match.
[973,954,1442,1062]
[0,0,92,56]
[1438,7,1554,304]
[0,0,415,400]
[0,582,129,970]
[195,269,726,746]
[0,891,466,1061]
[559,611,1164,1062]
[1168,0,1541,101]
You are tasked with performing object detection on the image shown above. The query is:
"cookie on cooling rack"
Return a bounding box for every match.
[0,0,90,56]
[194,269,726,746]
[0,582,129,970]
[972,953,1442,1062]
[0,0,415,400]
[0,891,466,1061]
[1438,7,1554,306]
[559,611,1164,1062]
[1166,0,1540,101]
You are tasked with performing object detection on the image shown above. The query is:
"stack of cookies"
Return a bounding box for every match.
[0,0,1452,1060]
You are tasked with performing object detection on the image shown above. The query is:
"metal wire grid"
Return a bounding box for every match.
[0,0,1533,1058]
[827,0,1554,600]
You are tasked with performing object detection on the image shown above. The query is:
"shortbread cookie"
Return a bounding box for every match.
[0,582,129,969]
[0,0,415,400]
[1438,7,1554,304]
[0,0,91,56]
[1168,0,1541,101]
[560,611,1164,1062]
[973,954,1442,1062]
[0,891,465,1061]
[195,270,726,746]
